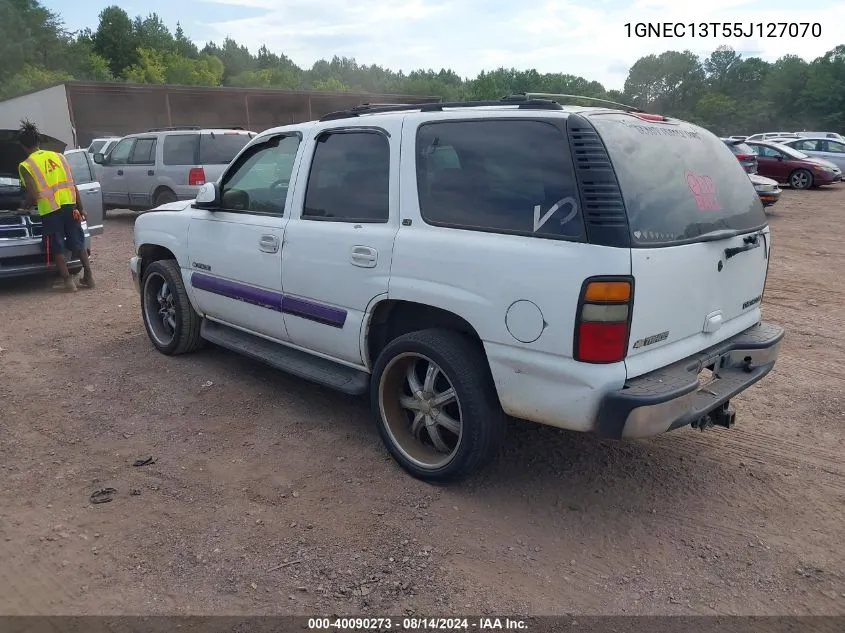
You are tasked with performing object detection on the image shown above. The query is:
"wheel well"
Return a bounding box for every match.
[138,244,176,278]
[367,300,484,367]
[153,186,175,201]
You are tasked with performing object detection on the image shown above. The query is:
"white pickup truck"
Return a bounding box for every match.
[130,96,784,482]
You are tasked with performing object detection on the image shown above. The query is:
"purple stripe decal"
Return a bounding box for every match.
[190,272,347,329]
[282,295,347,328]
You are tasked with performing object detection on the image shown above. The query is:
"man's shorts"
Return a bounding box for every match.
[41,204,85,256]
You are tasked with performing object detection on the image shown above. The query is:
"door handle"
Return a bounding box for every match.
[258,234,280,253]
[117,169,123,176]
[351,245,378,268]
[147,170,154,176]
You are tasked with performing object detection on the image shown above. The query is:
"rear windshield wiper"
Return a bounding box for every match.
[724,231,764,259]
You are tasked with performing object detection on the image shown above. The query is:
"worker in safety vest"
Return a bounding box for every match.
[17,119,95,292]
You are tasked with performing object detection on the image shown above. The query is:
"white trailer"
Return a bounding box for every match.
[0,83,77,148]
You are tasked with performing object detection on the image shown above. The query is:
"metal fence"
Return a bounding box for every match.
[65,82,441,147]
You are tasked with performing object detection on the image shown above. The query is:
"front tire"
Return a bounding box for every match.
[789,169,813,190]
[370,329,505,483]
[141,259,203,355]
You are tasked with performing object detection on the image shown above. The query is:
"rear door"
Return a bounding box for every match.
[589,113,770,379]
[819,140,845,171]
[64,150,104,236]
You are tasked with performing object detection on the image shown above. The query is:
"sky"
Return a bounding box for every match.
[48,0,845,90]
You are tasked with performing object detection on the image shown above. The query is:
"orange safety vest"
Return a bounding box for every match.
[18,149,77,215]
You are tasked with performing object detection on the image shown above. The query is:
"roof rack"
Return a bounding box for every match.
[147,125,202,132]
[513,93,644,113]
[318,97,564,121]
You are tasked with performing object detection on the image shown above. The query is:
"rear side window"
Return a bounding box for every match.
[129,138,156,164]
[303,131,390,222]
[590,113,765,246]
[199,133,251,165]
[64,152,93,184]
[163,134,199,165]
[416,120,583,240]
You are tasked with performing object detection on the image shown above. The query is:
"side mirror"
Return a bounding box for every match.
[195,182,219,208]
[93,153,105,165]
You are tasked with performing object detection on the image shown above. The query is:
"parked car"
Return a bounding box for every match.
[749,173,781,207]
[727,135,749,141]
[745,140,842,189]
[93,126,256,212]
[129,97,784,482]
[721,138,758,173]
[775,137,845,172]
[87,137,121,156]
[795,131,845,142]
[745,132,800,142]
[0,130,103,279]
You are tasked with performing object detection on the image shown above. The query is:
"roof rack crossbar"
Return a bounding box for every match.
[318,98,564,121]
[513,92,644,113]
[147,125,203,132]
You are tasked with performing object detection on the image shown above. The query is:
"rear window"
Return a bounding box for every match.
[590,113,766,246]
[88,140,105,153]
[726,142,754,156]
[415,120,584,240]
[163,134,199,165]
[199,132,251,165]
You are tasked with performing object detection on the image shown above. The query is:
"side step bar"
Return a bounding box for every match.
[200,320,369,396]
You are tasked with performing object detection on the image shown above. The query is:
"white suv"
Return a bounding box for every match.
[129,95,784,482]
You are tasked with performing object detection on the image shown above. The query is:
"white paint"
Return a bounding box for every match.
[533,197,578,232]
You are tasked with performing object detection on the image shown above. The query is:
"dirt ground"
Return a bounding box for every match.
[1,188,843,617]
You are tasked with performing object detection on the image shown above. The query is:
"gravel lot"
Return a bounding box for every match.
[1,189,843,616]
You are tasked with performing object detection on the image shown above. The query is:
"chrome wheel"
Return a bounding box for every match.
[143,271,177,347]
[378,352,463,470]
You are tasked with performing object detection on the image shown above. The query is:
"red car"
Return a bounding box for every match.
[745,140,842,189]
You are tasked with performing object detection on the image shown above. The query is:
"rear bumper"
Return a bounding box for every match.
[595,321,784,439]
[758,190,781,206]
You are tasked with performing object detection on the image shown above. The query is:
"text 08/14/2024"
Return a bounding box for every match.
[625,22,822,38]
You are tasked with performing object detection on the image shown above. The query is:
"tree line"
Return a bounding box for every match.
[2,0,844,135]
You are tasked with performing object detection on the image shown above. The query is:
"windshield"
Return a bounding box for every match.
[589,113,766,246]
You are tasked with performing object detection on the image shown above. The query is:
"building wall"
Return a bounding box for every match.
[0,85,74,147]
[64,82,441,148]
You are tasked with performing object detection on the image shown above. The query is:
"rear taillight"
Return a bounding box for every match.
[574,277,634,364]
[188,167,206,186]
[735,154,753,161]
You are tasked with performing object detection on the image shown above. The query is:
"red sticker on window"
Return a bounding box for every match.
[686,171,721,211]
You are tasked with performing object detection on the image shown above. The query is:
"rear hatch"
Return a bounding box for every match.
[587,112,770,379]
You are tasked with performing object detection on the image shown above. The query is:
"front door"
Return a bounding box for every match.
[63,151,104,236]
[281,120,401,366]
[186,133,304,343]
[123,136,158,209]
[99,137,134,208]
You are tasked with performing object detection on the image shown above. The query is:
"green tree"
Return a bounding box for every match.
[93,6,138,76]
[173,22,198,59]
[625,50,706,116]
[133,13,174,52]
[0,63,72,99]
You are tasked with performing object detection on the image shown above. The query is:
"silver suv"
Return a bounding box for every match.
[93,126,255,212]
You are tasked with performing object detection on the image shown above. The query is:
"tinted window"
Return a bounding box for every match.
[590,113,765,246]
[824,141,845,154]
[416,120,583,239]
[748,144,783,158]
[64,152,92,184]
[129,138,156,164]
[163,134,199,165]
[88,140,105,153]
[725,142,754,155]
[108,139,134,165]
[794,139,821,152]
[303,131,390,222]
[199,133,251,165]
[219,134,301,215]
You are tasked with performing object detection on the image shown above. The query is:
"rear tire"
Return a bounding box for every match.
[789,169,813,190]
[141,259,204,355]
[370,329,506,483]
[153,188,178,207]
